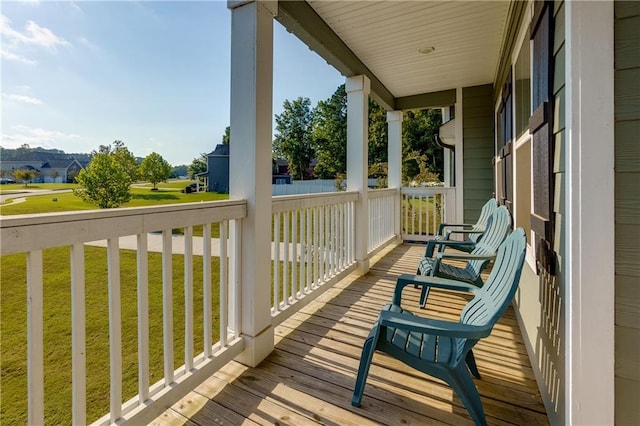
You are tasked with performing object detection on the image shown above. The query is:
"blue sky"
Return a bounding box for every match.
[1,0,344,165]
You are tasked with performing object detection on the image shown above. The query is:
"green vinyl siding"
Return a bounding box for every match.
[615,1,640,425]
[462,84,494,222]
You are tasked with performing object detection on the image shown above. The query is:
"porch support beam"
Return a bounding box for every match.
[395,89,456,111]
[346,75,370,273]
[565,1,615,424]
[228,0,275,367]
[387,110,403,241]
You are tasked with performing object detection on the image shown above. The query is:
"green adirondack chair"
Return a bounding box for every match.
[416,206,511,308]
[352,228,527,426]
[424,198,497,258]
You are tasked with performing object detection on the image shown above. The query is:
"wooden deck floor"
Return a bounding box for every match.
[154,243,549,426]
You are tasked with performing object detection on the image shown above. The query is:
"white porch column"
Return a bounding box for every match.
[346,75,370,273]
[387,110,403,241]
[565,1,615,424]
[228,0,276,366]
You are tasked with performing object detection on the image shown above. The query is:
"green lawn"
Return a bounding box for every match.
[0,182,79,194]
[0,187,229,215]
[0,246,221,425]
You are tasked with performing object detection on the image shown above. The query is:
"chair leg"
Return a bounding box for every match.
[419,285,430,309]
[447,365,487,426]
[466,350,481,379]
[352,326,380,407]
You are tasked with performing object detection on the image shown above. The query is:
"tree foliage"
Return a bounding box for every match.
[273,97,315,180]
[96,140,139,182]
[170,164,188,179]
[13,168,40,187]
[140,152,172,189]
[222,126,230,144]
[74,152,133,208]
[312,85,347,179]
[402,109,443,182]
[188,153,207,179]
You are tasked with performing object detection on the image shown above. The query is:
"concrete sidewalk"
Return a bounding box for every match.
[86,233,302,260]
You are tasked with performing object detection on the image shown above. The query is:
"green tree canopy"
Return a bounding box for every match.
[95,140,139,182]
[74,152,132,208]
[273,97,315,180]
[402,109,443,183]
[139,152,172,189]
[187,153,207,179]
[222,126,230,144]
[13,168,40,188]
[312,85,347,179]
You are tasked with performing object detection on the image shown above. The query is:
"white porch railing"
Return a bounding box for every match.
[0,200,246,425]
[271,191,358,325]
[401,187,457,241]
[368,188,398,253]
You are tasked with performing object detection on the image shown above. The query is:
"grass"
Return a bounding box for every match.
[0,183,78,194]
[0,246,221,425]
[402,196,443,235]
[0,187,229,215]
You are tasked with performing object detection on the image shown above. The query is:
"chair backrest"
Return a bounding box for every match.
[466,206,512,278]
[468,198,498,243]
[454,228,527,360]
[461,228,527,328]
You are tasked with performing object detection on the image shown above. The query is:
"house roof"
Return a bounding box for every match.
[41,159,79,169]
[276,1,510,110]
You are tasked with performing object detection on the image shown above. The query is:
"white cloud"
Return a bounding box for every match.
[1,125,80,149]
[69,2,83,13]
[0,47,36,64]
[0,14,69,51]
[2,92,43,105]
[78,36,99,52]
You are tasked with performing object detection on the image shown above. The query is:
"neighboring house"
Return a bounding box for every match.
[202,144,230,193]
[0,152,85,183]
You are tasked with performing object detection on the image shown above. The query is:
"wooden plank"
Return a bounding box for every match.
[615,173,640,225]
[153,243,550,426]
[615,1,640,19]
[615,68,640,121]
[615,120,640,172]
[615,223,640,276]
[615,15,640,70]
[616,274,640,329]
[615,325,640,381]
[615,376,640,426]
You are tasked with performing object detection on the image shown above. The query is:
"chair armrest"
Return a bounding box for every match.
[436,252,497,262]
[437,222,475,235]
[424,240,476,257]
[393,274,477,305]
[379,310,492,339]
[446,228,484,236]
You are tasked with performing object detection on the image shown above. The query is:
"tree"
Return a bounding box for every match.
[188,153,207,179]
[48,170,61,183]
[402,109,443,182]
[74,152,132,208]
[222,126,230,144]
[140,152,172,190]
[13,168,39,187]
[311,85,388,179]
[170,165,188,179]
[95,140,139,182]
[273,97,315,180]
[312,85,347,178]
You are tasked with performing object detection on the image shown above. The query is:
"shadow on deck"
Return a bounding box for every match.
[154,243,549,426]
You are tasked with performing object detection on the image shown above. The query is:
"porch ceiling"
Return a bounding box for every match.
[277,0,510,110]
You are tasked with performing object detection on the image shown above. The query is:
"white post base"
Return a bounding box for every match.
[236,325,275,368]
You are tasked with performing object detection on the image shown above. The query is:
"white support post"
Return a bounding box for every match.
[228,0,275,366]
[565,2,615,424]
[387,110,403,242]
[454,87,464,223]
[346,75,371,273]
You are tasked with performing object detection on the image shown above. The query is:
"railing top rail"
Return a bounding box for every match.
[1,199,247,255]
[272,191,358,213]
[400,186,456,195]
[367,188,398,199]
